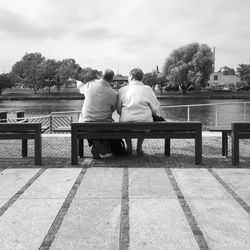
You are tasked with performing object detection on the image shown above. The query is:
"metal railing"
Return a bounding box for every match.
[1,101,250,132]
[160,101,250,127]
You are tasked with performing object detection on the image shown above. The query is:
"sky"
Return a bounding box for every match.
[1,0,250,75]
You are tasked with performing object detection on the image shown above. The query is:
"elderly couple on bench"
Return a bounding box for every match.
[75,68,161,159]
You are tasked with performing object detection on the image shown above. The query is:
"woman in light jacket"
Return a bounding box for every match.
[117,68,160,155]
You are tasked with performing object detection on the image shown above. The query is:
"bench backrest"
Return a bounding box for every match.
[71,122,201,132]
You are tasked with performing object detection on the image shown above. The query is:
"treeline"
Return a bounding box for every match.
[1,42,250,95]
[0,52,102,95]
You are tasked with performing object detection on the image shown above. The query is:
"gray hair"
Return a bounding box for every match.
[129,68,144,81]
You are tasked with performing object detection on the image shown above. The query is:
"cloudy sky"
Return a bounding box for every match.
[0,0,250,75]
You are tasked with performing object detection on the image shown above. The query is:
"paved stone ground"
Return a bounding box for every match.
[1,133,250,168]
[0,134,250,249]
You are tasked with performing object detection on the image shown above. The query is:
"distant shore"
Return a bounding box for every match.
[1,88,250,100]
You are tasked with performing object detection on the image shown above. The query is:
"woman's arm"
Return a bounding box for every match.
[117,91,122,115]
[148,89,160,115]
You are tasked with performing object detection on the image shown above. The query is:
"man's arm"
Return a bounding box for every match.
[68,78,85,94]
[76,80,85,94]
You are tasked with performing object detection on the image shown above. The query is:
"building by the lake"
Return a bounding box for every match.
[112,75,128,88]
[208,72,241,91]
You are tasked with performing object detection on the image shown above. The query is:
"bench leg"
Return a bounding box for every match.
[71,133,78,165]
[222,132,228,157]
[34,136,42,166]
[79,138,84,158]
[165,139,170,156]
[232,130,239,166]
[22,139,28,157]
[195,129,202,165]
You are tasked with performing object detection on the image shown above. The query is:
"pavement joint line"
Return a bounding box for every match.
[39,167,88,250]
[119,168,129,250]
[208,168,250,215]
[0,168,46,217]
[165,168,210,250]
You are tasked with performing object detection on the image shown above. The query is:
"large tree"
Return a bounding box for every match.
[143,72,158,89]
[143,72,168,93]
[40,59,59,93]
[77,67,102,83]
[56,59,81,91]
[237,64,250,85]
[162,42,213,94]
[0,74,13,95]
[11,52,45,93]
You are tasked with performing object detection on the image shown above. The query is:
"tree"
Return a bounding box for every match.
[237,64,250,85]
[77,67,102,83]
[40,59,59,93]
[162,42,213,94]
[157,75,168,94]
[143,72,159,90]
[7,71,22,86]
[56,59,81,91]
[143,72,168,93]
[11,52,45,93]
[219,66,235,75]
[0,74,13,95]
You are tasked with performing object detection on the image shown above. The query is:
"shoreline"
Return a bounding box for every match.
[1,94,250,100]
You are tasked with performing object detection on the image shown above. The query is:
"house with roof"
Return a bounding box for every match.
[208,72,241,91]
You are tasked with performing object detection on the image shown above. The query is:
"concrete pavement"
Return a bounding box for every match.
[0,167,250,249]
[0,135,250,249]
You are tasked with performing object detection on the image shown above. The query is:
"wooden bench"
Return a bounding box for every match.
[0,123,42,165]
[231,122,250,166]
[206,126,231,157]
[71,121,202,165]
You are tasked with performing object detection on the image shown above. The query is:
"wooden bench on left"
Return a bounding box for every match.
[0,123,42,165]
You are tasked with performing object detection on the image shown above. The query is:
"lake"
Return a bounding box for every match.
[1,98,250,127]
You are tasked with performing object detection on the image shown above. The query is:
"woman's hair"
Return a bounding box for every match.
[129,68,144,81]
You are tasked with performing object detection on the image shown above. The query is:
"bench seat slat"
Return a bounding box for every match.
[238,132,250,139]
[0,123,41,132]
[72,122,201,132]
[0,133,36,139]
[77,132,196,139]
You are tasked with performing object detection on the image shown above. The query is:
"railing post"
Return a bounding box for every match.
[187,106,190,122]
[50,114,53,134]
[215,105,218,127]
[243,103,246,122]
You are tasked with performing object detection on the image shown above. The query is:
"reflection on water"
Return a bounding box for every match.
[161,103,249,127]
[0,99,250,126]
[0,100,83,116]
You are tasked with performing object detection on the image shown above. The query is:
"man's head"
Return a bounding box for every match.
[129,68,144,81]
[103,69,114,83]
